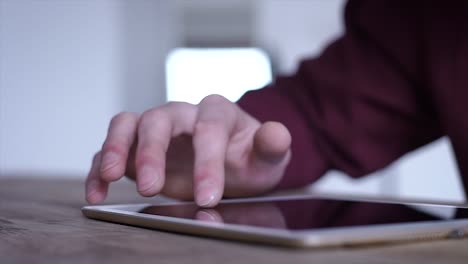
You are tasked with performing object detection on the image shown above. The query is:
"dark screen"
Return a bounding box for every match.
[139,198,468,230]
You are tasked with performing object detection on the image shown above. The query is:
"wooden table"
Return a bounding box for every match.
[1,177,467,263]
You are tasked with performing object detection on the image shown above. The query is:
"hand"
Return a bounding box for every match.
[85,95,291,207]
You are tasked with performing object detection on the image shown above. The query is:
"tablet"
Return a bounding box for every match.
[82,194,468,248]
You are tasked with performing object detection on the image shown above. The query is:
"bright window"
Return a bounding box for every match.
[166,48,272,104]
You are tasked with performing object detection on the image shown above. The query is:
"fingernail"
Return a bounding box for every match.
[101,152,119,173]
[196,182,218,207]
[196,210,222,223]
[137,166,159,195]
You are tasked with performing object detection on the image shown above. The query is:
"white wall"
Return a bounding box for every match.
[120,1,178,112]
[0,0,176,177]
[253,0,345,74]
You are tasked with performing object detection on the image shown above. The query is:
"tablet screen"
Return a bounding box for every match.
[139,198,468,230]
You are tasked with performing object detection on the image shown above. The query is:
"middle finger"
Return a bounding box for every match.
[192,95,238,207]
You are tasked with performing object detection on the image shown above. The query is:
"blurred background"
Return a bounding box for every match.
[0,0,465,202]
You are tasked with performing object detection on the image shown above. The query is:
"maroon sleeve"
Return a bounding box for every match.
[237,0,448,189]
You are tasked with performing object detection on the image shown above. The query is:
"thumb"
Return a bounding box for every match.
[224,121,291,197]
[253,121,291,165]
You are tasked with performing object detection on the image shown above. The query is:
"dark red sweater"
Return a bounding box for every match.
[237,0,468,194]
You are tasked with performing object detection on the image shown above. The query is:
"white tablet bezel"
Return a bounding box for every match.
[82,194,468,248]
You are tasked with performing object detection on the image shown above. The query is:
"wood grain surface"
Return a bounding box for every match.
[0,177,467,264]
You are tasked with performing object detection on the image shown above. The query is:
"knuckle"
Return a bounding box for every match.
[101,142,126,156]
[104,135,132,149]
[194,120,225,135]
[162,101,181,109]
[165,101,195,111]
[135,146,163,168]
[134,155,151,169]
[163,101,178,109]
[140,108,168,124]
[200,94,230,106]
[199,95,238,121]
[110,111,138,126]
[164,101,181,108]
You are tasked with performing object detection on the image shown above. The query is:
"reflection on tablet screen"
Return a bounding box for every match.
[140,198,468,230]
